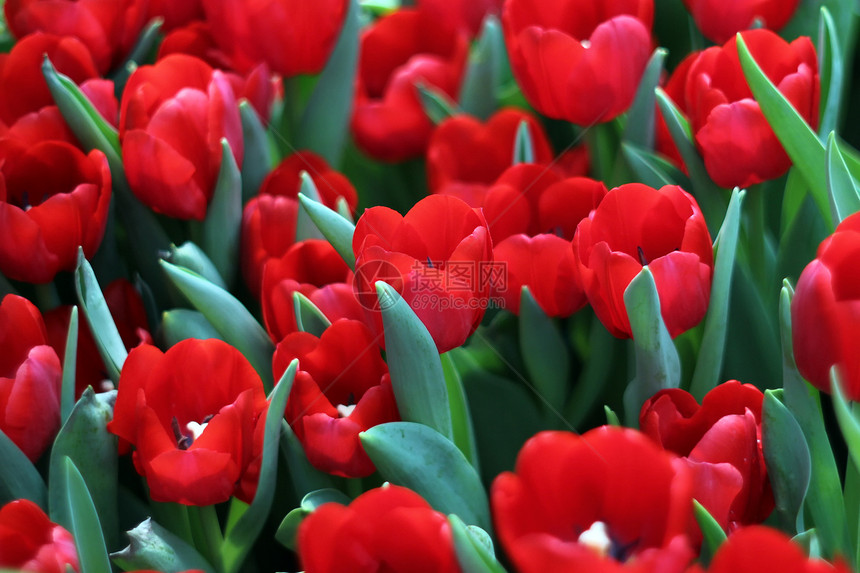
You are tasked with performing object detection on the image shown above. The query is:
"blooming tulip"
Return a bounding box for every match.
[0,499,79,573]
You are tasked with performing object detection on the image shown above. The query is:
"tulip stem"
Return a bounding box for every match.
[34,281,61,311]
[187,504,225,573]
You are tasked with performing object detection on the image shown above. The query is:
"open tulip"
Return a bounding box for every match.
[0,499,79,573]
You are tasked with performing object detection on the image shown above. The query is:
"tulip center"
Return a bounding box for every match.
[637,246,648,266]
[577,521,635,561]
[336,393,357,418]
[171,415,213,450]
[580,39,591,49]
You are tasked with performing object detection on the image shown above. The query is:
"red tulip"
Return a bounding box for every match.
[201,0,348,77]
[427,108,554,199]
[298,485,460,572]
[792,212,860,400]
[684,29,819,189]
[572,183,713,339]
[120,54,243,220]
[417,0,504,36]
[107,339,268,506]
[0,141,112,283]
[0,499,79,573]
[273,319,397,477]
[0,295,62,462]
[502,0,654,125]
[655,51,699,173]
[352,8,468,162]
[640,381,773,533]
[492,427,694,573]
[147,0,204,32]
[4,0,149,74]
[352,194,493,353]
[681,0,801,44]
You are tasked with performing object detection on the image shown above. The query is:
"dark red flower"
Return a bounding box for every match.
[426,108,554,199]
[201,0,348,77]
[107,339,267,506]
[417,0,504,36]
[502,0,654,125]
[273,319,397,477]
[119,54,243,220]
[4,0,149,74]
[298,485,460,572]
[492,427,694,573]
[0,295,62,462]
[640,381,773,533]
[792,212,860,400]
[352,194,493,353]
[681,0,801,45]
[242,152,358,296]
[0,141,112,283]
[352,7,468,162]
[0,499,79,573]
[147,0,204,32]
[683,29,819,189]
[572,183,713,339]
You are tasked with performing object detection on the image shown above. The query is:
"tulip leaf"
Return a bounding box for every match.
[60,306,79,423]
[360,422,491,532]
[64,457,111,573]
[621,142,691,189]
[110,18,162,94]
[604,406,621,427]
[512,120,534,165]
[159,260,274,391]
[792,529,822,560]
[75,249,128,383]
[297,194,356,269]
[622,47,666,150]
[417,81,460,125]
[296,173,327,242]
[449,514,506,573]
[160,309,223,347]
[221,359,296,573]
[831,370,860,478]
[275,489,352,551]
[165,242,227,290]
[693,499,727,567]
[278,420,341,501]
[622,266,681,426]
[518,287,569,416]
[441,351,479,470]
[202,139,242,285]
[458,15,505,120]
[0,429,47,510]
[375,282,454,442]
[826,132,860,223]
[293,291,332,337]
[566,315,622,428]
[762,389,811,532]
[689,188,744,400]
[736,33,833,230]
[779,283,849,557]
[240,101,276,203]
[817,7,844,138]
[49,389,119,550]
[296,0,359,166]
[335,196,355,222]
[112,517,215,573]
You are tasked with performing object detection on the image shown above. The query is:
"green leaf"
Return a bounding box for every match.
[565,315,622,429]
[278,420,341,501]
[296,0,360,166]
[375,282,453,441]
[831,369,860,477]
[297,194,356,269]
[221,360,297,573]
[622,267,681,425]
[60,306,79,423]
[817,7,844,137]
[693,499,727,567]
[621,142,691,188]
[110,18,163,94]
[441,352,479,470]
[458,16,504,120]
[274,489,352,551]
[160,309,224,346]
[295,172,327,242]
[518,287,569,415]
[417,81,460,125]
[448,514,506,573]
[689,188,744,400]
[165,242,227,290]
[159,260,274,391]
[360,422,491,532]
[604,406,621,427]
[74,249,127,382]
[0,429,47,510]
[762,389,811,532]
[64,457,111,573]
[50,390,119,550]
[512,120,534,165]
[293,292,332,337]
[112,518,215,573]
[622,48,667,149]
[240,100,275,203]
[203,139,242,285]
[826,132,860,223]
[736,33,833,229]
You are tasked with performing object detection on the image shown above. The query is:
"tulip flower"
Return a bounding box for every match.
[684,29,819,189]
[792,212,860,400]
[0,295,62,462]
[681,0,801,44]
[273,319,398,477]
[107,339,268,506]
[417,0,504,36]
[120,54,243,221]
[0,499,79,573]
[502,0,654,125]
[492,427,694,573]
[640,381,773,533]
[147,0,204,32]
[572,183,713,339]
[298,485,460,572]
